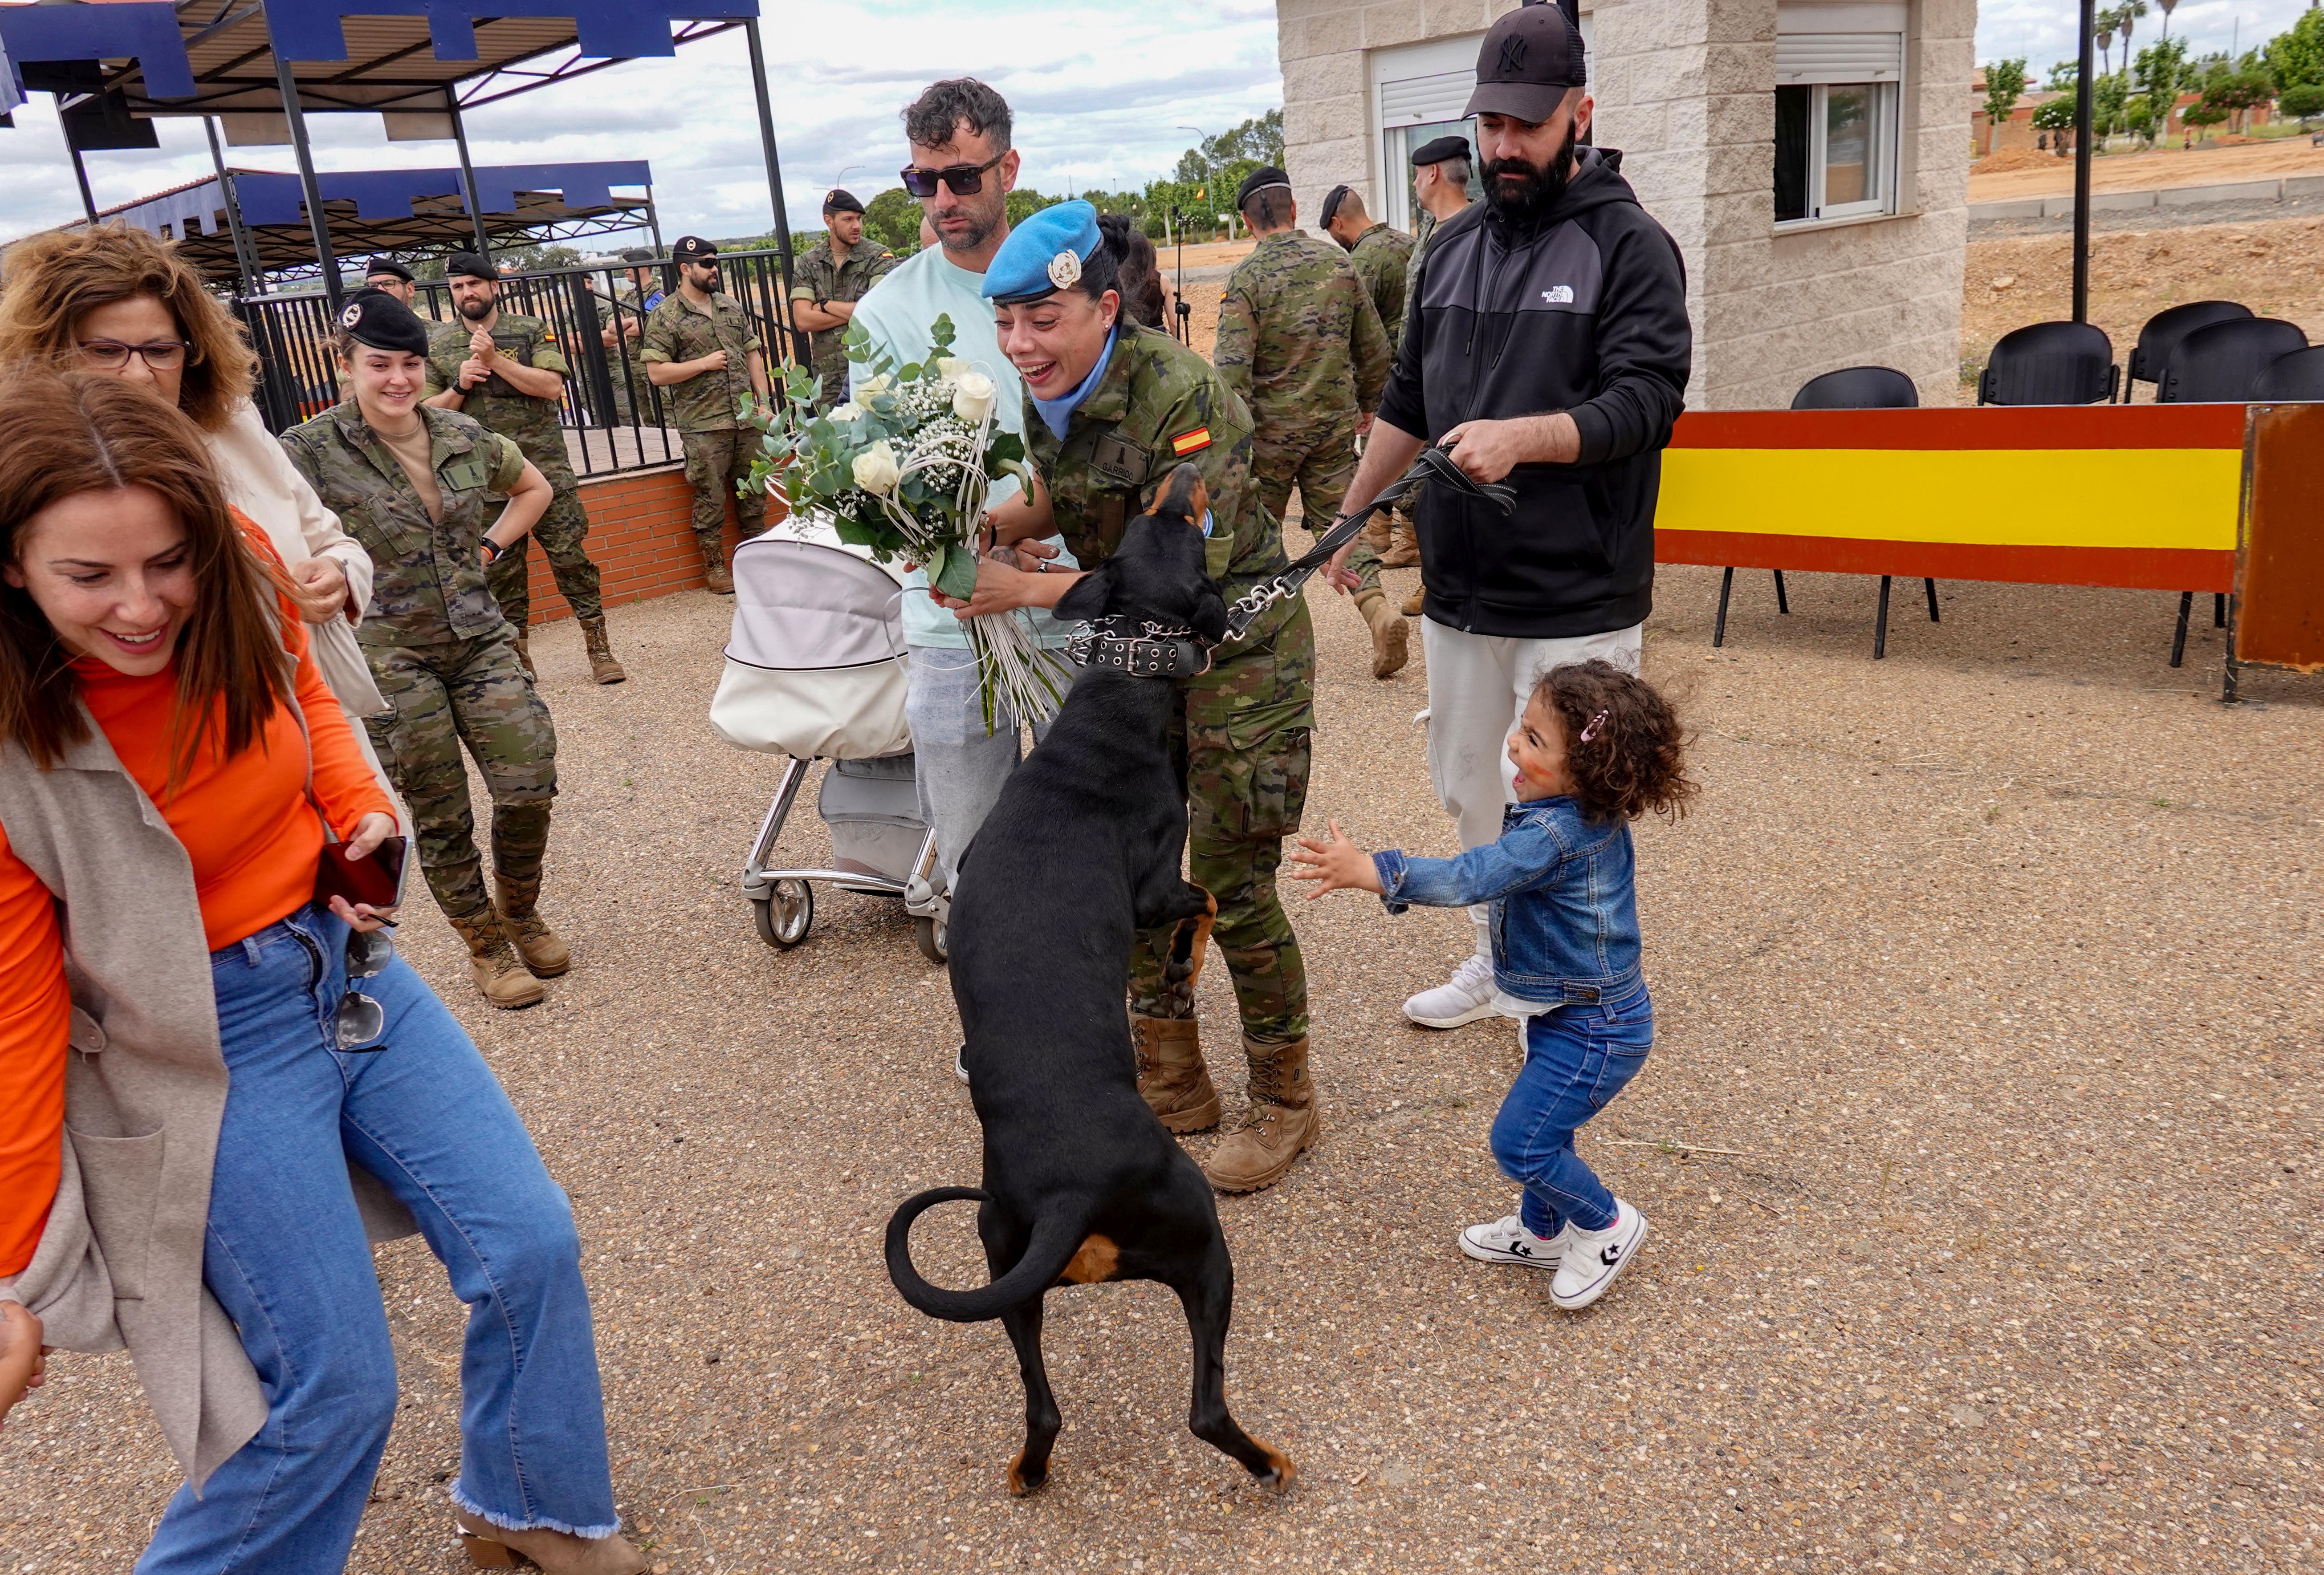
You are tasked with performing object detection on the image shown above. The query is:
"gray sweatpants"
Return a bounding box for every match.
[905,645,1055,894]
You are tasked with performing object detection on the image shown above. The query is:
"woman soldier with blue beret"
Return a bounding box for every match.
[937,201,1322,1194]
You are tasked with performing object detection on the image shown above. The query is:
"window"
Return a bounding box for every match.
[1775,2,1904,225]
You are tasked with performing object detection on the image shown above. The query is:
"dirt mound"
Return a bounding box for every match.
[1972,147,2059,175]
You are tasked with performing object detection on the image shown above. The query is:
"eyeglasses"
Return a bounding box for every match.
[335,923,396,1051]
[900,151,1007,199]
[80,338,189,371]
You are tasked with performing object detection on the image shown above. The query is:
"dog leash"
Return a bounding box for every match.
[1068,443,1517,678]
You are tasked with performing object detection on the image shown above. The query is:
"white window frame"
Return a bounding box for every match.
[1367,19,1592,234]
[1802,80,1898,222]
[1775,1,1906,229]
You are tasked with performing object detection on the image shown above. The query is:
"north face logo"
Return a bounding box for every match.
[1542,285,1575,304]
[1498,34,1530,74]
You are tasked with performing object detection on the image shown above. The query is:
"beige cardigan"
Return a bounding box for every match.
[0,709,419,1491]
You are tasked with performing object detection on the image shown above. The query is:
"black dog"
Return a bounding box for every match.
[884,463,1295,1498]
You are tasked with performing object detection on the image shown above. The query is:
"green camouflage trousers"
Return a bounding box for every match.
[1127,613,1315,1045]
[363,629,558,923]
[682,429,761,567]
[1253,420,1382,598]
[485,470,603,633]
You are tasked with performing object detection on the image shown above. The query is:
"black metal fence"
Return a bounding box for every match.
[238,248,806,479]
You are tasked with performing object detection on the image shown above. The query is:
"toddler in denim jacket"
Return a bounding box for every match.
[1289,659,1695,1310]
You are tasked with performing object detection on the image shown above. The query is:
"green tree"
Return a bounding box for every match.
[2180,99,2228,139]
[1982,57,2030,148]
[2094,70,2131,136]
[1004,188,1061,227]
[2280,82,2324,126]
[2202,66,2274,132]
[2134,37,2190,138]
[2032,94,2079,134]
[861,187,922,254]
[2045,58,2080,91]
[2262,7,2324,93]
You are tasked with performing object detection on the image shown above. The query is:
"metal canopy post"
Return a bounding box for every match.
[66,140,101,225]
[741,18,803,365]
[204,117,262,296]
[445,88,495,259]
[645,183,664,255]
[2071,0,2096,323]
[271,53,342,311]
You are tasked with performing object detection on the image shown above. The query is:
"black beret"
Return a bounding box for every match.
[1234,165,1293,209]
[445,251,497,281]
[671,235,719,261]
[823,188,865,215]
[362,257,415,282]
[619,247,658,263]
[336,288,431,357]
[1319,183,1354,226]
[1410,134,1473,168]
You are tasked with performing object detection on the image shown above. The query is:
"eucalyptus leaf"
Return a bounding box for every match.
[935,544,980,601]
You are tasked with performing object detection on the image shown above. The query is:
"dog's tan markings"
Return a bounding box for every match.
[1058,1234,1120,1284]
[1144,462,1208,527]
[1250,1436,1298,1493]
[1006,1449,1039,1496]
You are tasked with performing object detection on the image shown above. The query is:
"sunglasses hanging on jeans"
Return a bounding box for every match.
[336,924,396,1051]
[900,151,1007,198]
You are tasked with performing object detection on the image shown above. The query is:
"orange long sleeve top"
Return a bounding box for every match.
[0,525,394,1280]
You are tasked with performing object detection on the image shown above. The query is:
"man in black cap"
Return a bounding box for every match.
[363,257,417,306]
[790,189,897,408]
[1213,164,1405,678]
[639,235,769,593]
[596,248,665,423]
[1407,134,1477,274]
[1327,0,1691,1041]
[422,252,625,683]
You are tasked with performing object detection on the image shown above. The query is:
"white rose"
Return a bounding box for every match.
[951,372,998,425]
[851,441,902,495]
[858,373,894,398]
[937,357,974,380]
[828,401,863,422]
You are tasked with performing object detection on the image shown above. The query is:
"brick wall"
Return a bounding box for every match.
[522,464,788,624]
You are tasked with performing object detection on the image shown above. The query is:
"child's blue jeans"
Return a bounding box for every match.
[1490,982,1653,1237]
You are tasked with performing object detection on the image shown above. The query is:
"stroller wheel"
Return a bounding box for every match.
[913,912,949,965]
[753,878,814,949]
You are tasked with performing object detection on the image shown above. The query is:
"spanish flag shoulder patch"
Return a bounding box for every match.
[1170,427,1212,457]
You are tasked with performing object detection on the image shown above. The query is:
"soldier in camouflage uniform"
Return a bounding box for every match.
[281,289,568,1012]
[639,235,769,595]
[952,202,1320,1194]
[422,252,627,686]
[1212,166,1404,680]
[789,190,898,408]
[1321,184,1424,576]
[1399,135,1481,614]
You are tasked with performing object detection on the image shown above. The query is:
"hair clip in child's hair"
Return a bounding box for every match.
[1579,709,1609,743]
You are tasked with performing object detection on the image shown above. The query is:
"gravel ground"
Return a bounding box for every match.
[3,560,2319,1574]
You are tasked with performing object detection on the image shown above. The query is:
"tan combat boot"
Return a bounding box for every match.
[1202,1036,1320,1193]
[1132,1014,1221,1133]
[1355,589,1409,679]
[703,557,735,595]
[512,634,536,680]
[1357,515,1392,557]
[1380,515,1420,568]
[578,615,627,684]
[1402,586,1425,617]
[455,1510,647,1574]
[494,871,571,978]
[447,906,548,1009]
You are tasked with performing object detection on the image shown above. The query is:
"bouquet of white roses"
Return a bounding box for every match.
[740,313,1069,731]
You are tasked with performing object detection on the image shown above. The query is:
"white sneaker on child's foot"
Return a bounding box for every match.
[1458,1214,1571,1269]
[1551,1200,1648,1310]
[1404,955,1503,1029]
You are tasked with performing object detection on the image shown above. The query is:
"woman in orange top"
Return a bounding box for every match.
[0,375,639,1575]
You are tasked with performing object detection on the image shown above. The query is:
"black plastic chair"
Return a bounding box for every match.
[2252,344,2324,402]
[1712,368,1932,657]
[2119,300,2251,402]
[2157,317,2312,664]
[1978,321,2120,406]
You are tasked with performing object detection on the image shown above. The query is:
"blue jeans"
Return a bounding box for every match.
[139,905,615,1574]
[1488,984,1653,1238]
[906,645,1054,893]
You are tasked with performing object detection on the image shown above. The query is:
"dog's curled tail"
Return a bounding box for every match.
[884,1187,1087,1323]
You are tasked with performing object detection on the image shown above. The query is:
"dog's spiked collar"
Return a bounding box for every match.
[1067,616,1213,678]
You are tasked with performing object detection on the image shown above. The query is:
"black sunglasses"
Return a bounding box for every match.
[335,923,396,1051]
[900,150,1007,199]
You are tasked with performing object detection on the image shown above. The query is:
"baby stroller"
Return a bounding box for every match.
[708,523,948,962]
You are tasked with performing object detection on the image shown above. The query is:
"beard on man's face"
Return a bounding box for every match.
[457,292,496,321]
[1482,121,1580,225]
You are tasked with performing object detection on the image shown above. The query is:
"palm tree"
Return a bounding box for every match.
[2116,0,2149,76]
[2157,0,2177,39]
[2097,22,2116,78]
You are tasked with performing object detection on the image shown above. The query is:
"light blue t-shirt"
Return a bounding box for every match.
[849,245,1077,650]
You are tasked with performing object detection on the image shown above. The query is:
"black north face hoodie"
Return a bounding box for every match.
[1376,147,1692,639]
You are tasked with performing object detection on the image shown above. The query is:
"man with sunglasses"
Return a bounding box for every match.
[639,235,769,594]
[844,77,1078,992]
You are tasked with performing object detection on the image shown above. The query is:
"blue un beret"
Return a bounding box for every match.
[982,200,1103,305]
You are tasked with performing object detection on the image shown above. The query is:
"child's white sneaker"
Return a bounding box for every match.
[1404,954,1502,1028]
[1458,1214,1571,1268]
[1551,1199,1648,1310]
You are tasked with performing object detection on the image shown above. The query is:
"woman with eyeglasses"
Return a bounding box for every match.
[0,227,391,787]
[0,373,641,1574]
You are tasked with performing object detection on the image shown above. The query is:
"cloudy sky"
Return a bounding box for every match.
[2,0,2316,247]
